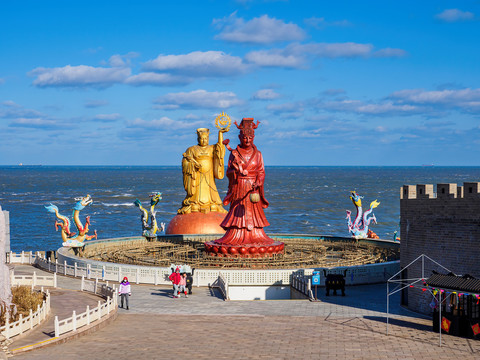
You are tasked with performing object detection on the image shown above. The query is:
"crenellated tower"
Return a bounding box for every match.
[400,182,480,314]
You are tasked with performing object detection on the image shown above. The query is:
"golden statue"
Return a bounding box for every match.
[178,127,228,214]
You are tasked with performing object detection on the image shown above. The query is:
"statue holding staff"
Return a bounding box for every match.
[178,112,231,214]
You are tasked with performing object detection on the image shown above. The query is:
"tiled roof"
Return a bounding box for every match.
[426,274,480,294]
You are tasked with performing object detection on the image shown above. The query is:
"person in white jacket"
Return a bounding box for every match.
[118,277,131,310]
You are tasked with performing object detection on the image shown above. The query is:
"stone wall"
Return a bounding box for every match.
[400,182,480,314]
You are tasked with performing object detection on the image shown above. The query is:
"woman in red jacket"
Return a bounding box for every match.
[169,267,182,298]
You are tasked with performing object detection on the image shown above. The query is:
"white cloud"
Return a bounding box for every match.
[30,65,131,88]
[320,99,419,115]
[251,89,281,100]
[93,113,121,122]
[125,72,192,86]
[356,102,418,114]
[435,9,475,22]
[127,117,203,130]
[153,90,243,110]
[245,49,306,68]
[9,117,59,129]
[0,101,44,119]
[213,13,306,44]
[390,88,480,113]
[142,51,248,77]
[316,87,480,117]
[107,52,139,67]
[297,42,373,58]
[245,42,379,69]
[390,88,480,104]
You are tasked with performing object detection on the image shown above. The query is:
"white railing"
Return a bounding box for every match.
[30,253,299,287]
[216,273,229,300]
[54,278,117,338]
[6,251,39,264]
[6,251,400,289]
[0,289,51,340]
[11,271,57,288]
[291,274,313,299]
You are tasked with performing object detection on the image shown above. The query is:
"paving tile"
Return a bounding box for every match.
[9,265,480,359]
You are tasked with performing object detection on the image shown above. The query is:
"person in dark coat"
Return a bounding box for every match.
[185,268,195,295]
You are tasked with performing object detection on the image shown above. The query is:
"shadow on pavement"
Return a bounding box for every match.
[150,288,175,297]
[364,315,432,332]
[208,287,224,300]
[313,283,426,318]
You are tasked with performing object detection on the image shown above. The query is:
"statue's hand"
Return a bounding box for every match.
[242,169,248,176]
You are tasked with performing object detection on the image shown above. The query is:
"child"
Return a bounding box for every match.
[186,268,195,295]
[169,267,182,298]
[118,277,131,310]
[179,272,188,298]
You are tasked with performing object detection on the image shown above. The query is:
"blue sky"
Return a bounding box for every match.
[1,1,479,166]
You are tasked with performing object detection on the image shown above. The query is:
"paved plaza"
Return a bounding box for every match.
[8,265,480,359]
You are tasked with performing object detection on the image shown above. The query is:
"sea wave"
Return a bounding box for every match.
[100,202,135,207]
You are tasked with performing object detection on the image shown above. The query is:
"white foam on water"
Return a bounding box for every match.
[111,193,134,197]
[101,202,135,207]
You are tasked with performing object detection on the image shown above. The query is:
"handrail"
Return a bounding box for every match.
[217,273,229,300]
[11,271,57,288]
[54,278,117,338]
[6,250,399,288]
[0,289,50,340]
[291,273,313,300]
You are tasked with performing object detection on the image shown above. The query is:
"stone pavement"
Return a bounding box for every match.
[9,289,101,352]
[9,265,480,359]
[8,265,107,353]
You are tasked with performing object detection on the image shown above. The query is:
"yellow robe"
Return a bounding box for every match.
[179,142,227,214]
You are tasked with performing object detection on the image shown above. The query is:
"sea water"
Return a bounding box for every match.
[1,166,480,252]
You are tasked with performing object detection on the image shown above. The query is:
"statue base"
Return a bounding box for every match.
[204,241,284,258]
[166,212,226,235]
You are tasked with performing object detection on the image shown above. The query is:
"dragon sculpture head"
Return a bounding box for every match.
[150,192,162,206]
[73,194,93,210]
[349,191,363,208]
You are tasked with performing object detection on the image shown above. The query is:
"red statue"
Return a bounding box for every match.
[204,118,284,257]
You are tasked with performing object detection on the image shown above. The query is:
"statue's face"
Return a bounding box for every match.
[239,133,254,148]
[198,133,209,146]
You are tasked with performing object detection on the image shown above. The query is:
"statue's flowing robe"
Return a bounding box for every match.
[179,143,226,214]
[217,145,274,245]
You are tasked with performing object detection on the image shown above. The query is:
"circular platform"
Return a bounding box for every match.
[70,234,399,269]
[166,212,226,235]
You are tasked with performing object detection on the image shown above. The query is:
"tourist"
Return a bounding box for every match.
[179,272,188,298]
[118,277,131,310]
[186,268,194,295]
[169,267,182,298]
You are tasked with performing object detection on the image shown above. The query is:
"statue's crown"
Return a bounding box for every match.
[196,128,209,135]
[235,118,259,136]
